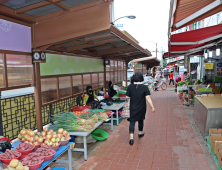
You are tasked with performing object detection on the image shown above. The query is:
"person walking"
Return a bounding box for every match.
[126,72,155,145]
[169,71,174,86]
[164,70,168,80]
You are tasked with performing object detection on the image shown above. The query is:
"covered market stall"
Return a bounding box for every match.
[165,1,222,167]
[0,0,152,169]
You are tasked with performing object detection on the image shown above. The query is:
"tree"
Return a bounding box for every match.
[163,60,167,68]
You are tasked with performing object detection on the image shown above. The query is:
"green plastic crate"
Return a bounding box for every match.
[91,129,108,141]
[118,91,126,94]
[107,115,122,125]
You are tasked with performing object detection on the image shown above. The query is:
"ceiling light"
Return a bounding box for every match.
[209,51,213,57]
[194,56,197,58]
[205,52,208,59]
[216,48,220,56]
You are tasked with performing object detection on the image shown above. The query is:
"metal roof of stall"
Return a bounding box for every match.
[0,0,151,61]
[132,57,160,68]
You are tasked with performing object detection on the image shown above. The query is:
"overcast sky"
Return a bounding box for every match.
[114,0,171,60]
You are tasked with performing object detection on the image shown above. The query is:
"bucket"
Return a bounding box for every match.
[51,168,66,170]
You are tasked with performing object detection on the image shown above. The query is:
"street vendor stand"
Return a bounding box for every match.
[102,102,125,126]
[194,94,222,138]
[69,112,114,160]
[2,141,74,170]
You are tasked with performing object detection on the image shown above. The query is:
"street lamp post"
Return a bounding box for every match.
[147,41,158,58]
[110,15,136,25]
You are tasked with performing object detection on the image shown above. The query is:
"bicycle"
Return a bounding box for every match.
[152,78,167,91]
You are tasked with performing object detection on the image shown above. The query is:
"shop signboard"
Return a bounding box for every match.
[169,56,184,63]
[167,64,175,67]
[205,63,213,70]
[215,62,222,76]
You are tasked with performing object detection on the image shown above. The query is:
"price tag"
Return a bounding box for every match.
[69,143,75,150]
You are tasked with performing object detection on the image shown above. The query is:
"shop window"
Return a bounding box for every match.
[92,74,98,89]
[6,54,33,87]
[41,78,57,104]
[99,73,103,88]
[111,71,115,83]
[0,54,4,87]
[106,72,110,83]
[72,75,82,94]
[83,74,91,92]
[59,76,71,99]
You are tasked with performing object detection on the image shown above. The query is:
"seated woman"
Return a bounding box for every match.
[83,86,99,106]
[108,81,117,98]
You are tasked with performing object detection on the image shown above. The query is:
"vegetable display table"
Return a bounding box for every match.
[69,121,103,160]
[2,141,74,170]
[194,94,222,138]
[102,102,125,126]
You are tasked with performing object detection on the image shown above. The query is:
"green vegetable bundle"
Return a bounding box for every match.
[194,79,201,85]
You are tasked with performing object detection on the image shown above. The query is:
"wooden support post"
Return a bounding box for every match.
[125,61,129,86]
[34,63,43,132]
[103,60,106,97]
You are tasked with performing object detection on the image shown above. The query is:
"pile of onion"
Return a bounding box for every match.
[18,128,44,146]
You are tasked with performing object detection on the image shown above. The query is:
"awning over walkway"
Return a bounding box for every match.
[169,0,222,32]
[132,57,160,68]
[44,25,152,61]
[165,24,222,59]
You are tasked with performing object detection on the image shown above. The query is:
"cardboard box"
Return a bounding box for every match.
[211,135,222,154]
[216,144,222,168]
[209,128,222,145]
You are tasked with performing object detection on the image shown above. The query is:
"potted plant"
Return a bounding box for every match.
[175,88,177,92]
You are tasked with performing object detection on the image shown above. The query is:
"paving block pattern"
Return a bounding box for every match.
[79,90,211,170]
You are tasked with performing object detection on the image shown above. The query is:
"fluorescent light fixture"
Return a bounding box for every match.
[205,52,208,59]
[209,51,213,57]
[194,56,197,58]
[216,48,220,56]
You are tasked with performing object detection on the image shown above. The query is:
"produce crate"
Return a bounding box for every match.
[106,115,122,125]
[207,136,222,170]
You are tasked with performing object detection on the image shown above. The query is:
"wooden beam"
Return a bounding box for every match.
[85,34,113,42]
[0,5,36,23]
[0,0,9,3]
[54,40,82,48]
[48,46,67,52]
[16,1,51,14]
[97,45,134,56]
[67,38,120,52]
[47,0,70,12]
[35,0,107,23]
[73,50,96,56]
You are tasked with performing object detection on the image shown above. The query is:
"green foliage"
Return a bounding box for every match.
[163,60,167,68]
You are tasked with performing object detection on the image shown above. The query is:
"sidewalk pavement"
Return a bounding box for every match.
[79,89,211,170]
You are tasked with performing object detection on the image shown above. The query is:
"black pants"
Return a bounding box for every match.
[129,120,144,134]
[169,79,174,85]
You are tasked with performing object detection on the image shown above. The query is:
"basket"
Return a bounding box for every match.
[0,152,21,164]
[51,142,60,151]
[51,168,66,170]
[118,91,126,94]
[113,94,119,97]
[43,150,56,161]
[71,106,91,112]
[60,138,71,146]
[24,159,44,170]
[91,129,108,141]
[16,145,35,155]
[119,94,126,97]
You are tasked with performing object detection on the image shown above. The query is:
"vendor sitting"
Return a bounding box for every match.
[84,86,99,106]
[108,81,117,97]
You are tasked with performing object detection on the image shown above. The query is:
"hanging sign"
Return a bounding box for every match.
[215,62,222,76]
[205,63,213,70]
